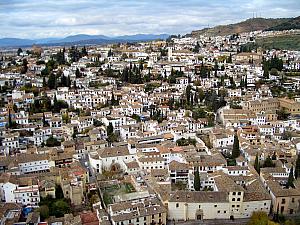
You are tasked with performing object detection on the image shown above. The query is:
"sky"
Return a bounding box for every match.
[0,0,299,39]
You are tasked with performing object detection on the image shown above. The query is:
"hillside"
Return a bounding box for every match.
[240,33,300,51]
[256,34,300,50]
[266,16,300,31]
[191,18,289,36]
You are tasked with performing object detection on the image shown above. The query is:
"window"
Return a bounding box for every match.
[214,205,217,207]
[232,198,235,201]
[232,205,235,208]
[282,199,286,204]
[217,210,220,213]
[237,205,240,208]
[237,192,241,195]
[232,192,236,195]
[237,198,240,201]
[176,203,179,208]
[292,198,295,203]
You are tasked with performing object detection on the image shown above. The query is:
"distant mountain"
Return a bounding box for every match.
[191,17,290,37]
[115,34,169,41]
[0,33,170,47]
[0,38,36,47]
[265,16,300,31]
[47,34,110,44]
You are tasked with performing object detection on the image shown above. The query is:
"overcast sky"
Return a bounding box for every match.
[0,0,299,39]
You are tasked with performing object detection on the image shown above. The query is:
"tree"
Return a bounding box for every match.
[111,92,118,106]
[248,211,279,225]
[194,168,200,191]
[107,122,114,136]
[8,109,12,128]
[43,77,47,87]
[46,136,61,147]
[286,166,295,189]
[53,94,59,112]
[81,46,88,56]
[263,67,269,79]
[38,205,49,220]
[21,58,28,74]
[67,75,71,87]
[47,73,57,89]
[232,133,240,158]
[227,53,232,63]
[263,155,275,168]
[295,154,300,179]
[277,109,290,120]
[108,49,113,57]
[272,152,277,160]
[17,48,23,56]
[185,85,192,105]
[254,153,260,174]
[53,200,70,217]
[282,130,292,141]
[60,75,68,87]
[55,184,64,199]
[42,113,49,127]
[75,68,81,78]
[192,108,207,120]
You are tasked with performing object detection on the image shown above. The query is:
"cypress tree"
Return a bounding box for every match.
[295,154,300,179]
[107,122,114,136]
[254,153,260,174]
[75,68,81,78]
[194,168,200,191]
[43,77,47,87]
[286,166,295,188]
[8,109,12,128]
[53,94,59,113]
[67,75,71,87]
[232,133,240,158]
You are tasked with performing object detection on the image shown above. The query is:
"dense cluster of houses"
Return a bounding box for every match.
[0,28,299,225]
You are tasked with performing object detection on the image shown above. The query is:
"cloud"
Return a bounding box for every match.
[0,0,299,38]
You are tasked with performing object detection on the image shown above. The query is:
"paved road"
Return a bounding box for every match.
[167,218,249,225]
